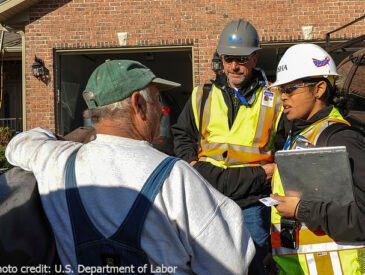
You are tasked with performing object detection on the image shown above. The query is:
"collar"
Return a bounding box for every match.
[213,68,265,106]
[93,134,151,147]
[290,106,334,137]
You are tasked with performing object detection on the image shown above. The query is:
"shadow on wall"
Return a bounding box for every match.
[28,1,73,25]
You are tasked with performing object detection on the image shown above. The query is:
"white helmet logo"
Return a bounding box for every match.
[277,64,288,73]
[312,56,330,67]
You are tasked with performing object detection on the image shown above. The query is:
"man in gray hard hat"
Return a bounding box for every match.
[6,60,255,274]
[172,19,283,274]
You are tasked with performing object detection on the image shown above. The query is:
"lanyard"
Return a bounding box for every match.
[232,88,249,107]
[260,81,267,88]
[283,132,292,150]
[283,131,307,150]
[231,81,267,107]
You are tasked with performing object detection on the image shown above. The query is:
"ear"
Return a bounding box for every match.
[314,81,327,99]
[251,53,258,67]
[130,92,147,120]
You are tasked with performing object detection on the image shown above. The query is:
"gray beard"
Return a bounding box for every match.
[228,75,247,88]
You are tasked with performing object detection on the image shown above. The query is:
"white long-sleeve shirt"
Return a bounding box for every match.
[6,128,255,275]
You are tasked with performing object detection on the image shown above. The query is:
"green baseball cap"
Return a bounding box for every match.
[83,59,181,109]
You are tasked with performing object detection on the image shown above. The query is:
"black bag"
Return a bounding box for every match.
[316,122,364,147]
[0,167,60,267]
[336,48,365,133]
[336,48,365,103]
[0,127,96,269]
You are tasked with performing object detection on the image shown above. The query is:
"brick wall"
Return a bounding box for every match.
[24,0,365,130]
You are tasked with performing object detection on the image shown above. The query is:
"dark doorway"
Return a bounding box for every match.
[0,60,22,131]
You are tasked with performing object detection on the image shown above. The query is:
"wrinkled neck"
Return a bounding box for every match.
[94,117,145,141]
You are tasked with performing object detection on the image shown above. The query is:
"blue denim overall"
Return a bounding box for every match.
[65,150,178,275]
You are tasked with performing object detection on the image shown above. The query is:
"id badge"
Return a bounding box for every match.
[261,90,274,107]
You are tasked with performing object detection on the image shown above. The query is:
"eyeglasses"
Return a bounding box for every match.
[278,82,317,95]
[222,55,251,65]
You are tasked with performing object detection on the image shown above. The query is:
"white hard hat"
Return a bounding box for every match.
[270,43,338,87]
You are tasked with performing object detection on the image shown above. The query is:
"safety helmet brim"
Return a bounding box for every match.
[217,46,261,56]
[270,74,338,88]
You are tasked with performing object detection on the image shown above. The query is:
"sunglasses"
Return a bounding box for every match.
[222,55,251,65]
[278,82,317,95]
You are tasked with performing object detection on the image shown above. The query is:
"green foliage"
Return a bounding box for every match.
[0,145,11,169]
[0,127,14,170]
[0,127,13,146]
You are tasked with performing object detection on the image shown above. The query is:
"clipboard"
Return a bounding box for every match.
[275,146,354,206]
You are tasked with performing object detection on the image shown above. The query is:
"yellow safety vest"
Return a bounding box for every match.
[192,83,282,168]
[271,107,365,275]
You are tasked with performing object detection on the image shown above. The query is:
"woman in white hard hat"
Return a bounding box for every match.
[269,43,365,275]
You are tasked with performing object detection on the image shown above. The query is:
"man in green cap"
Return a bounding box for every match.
[6,60,255,274]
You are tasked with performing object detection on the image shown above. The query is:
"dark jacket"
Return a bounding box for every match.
[294,107,365,241]
[0,167,60,268]
[172,70,287,208]
[0,127,95,268]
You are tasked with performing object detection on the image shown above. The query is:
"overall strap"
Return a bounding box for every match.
[66,152,178,247]
[111,156,178,248]
[65,147,104,245]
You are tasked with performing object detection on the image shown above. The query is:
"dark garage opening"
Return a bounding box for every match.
[54,43,360,155]
[54,47,194,138]
[55,44,357,136]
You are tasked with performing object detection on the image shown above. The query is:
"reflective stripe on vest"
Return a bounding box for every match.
[272,223,365,275]
[272,223,365,254]
[274,249,365,275]
[192,84,282,168]
[270,107,365,275]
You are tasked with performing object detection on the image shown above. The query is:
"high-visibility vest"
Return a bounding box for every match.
[191,83,282,168]
[271,107,365,275]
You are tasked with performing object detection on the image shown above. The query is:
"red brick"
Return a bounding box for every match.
[22,0,365,130]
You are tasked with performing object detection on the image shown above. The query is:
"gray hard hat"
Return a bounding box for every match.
[217,19,261,56]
